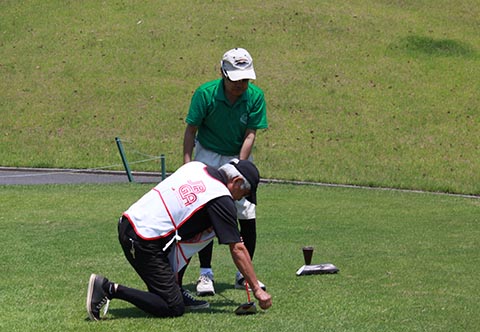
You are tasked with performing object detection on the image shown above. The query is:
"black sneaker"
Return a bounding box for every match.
[86,274,111,321]
[181,288,210,310]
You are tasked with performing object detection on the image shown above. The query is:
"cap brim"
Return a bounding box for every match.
[226,68,256,81]
[229,159,259,205]
[246,190,257,205]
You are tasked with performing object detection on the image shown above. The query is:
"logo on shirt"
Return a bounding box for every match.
[178,180,206,206]
[240,112,248,125]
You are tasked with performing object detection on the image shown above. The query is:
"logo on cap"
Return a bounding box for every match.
[221,48,256,81]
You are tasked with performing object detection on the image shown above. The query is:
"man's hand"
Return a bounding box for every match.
[253,288,272,310]
[230,242,273,310]
[183,124,198,164]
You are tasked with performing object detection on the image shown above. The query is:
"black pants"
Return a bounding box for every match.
[199,218,257,269]
[114,217,184,317]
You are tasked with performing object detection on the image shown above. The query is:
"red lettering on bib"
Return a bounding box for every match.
[179,180,206,206]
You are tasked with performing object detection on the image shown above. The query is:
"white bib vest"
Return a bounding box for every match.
[123,162,231,273]
[124,161,231,240]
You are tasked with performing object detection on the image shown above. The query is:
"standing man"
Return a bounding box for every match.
[86,160,272,320]
[183,48,268,296]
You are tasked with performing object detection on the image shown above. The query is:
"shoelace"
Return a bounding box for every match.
[183,290,193,299]
[95,296,110,317]
[182,290,196,302]
[198,275,213,284]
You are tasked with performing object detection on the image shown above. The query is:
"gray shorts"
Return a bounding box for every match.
[194,142,256,219]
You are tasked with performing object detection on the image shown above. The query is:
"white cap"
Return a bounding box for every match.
[221,48,256,81]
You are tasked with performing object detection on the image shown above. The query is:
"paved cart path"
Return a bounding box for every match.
[1,166,478,200]
[0,167,163,185]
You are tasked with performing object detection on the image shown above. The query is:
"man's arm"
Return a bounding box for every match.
[183,124,198,164]
[239,129,256,160]
[229,242,272,310]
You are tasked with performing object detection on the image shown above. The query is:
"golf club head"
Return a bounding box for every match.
[234,301,257,315]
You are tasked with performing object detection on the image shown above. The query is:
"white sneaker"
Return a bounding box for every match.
[234,273,266,291]
[196,274,215,296]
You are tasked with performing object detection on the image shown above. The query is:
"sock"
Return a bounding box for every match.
[200,268,214,280]
[105,282,118,299]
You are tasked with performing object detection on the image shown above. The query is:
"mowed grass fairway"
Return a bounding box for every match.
[1,183,478,332]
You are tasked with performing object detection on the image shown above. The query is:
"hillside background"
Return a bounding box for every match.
[1,0,479,195]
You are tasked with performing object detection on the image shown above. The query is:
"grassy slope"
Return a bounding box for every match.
[0,0,479,194]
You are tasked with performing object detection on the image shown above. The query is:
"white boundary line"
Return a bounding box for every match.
[261,178,480,200]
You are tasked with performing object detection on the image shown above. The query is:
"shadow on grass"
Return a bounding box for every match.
[95,282,239,320]
[183,281,239,296]
[105,305,233,320]
[388,35,476,57]
[183,281,245,314]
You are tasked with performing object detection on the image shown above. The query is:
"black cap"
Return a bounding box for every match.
[230,160,260,205]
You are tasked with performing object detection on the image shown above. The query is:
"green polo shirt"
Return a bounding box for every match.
[186,79,268,156]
